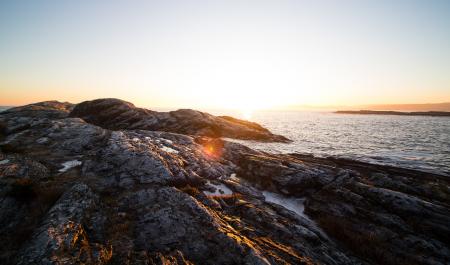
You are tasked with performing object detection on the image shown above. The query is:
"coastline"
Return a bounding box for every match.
[0,99,449,264]
[336,110,450,117]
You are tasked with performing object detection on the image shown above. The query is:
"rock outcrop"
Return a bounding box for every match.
[69,98,290,142]
[0,99,449,265]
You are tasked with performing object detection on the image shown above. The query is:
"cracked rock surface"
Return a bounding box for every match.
[0,99,449,265]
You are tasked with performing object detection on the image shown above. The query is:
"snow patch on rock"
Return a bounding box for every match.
[229,173,238,181]
[36,137,49,144]
[162,138,173,144]
[59,160,82,172]
[263,191,306,217]
[262,191,328,238]
[160,146,179,154]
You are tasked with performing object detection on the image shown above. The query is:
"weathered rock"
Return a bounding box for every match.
[1,101,73,119]
[16,184,106,265]
[69,98,290,142]
[0,99,449,265]
[293,155,450,265]
[121,187,272,265]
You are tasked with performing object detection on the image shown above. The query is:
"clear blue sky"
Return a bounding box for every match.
[1,0,450,109]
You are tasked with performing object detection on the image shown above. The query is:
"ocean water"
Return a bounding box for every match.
[222,111,450,176]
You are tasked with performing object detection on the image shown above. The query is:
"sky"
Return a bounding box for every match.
[1,0,450,110]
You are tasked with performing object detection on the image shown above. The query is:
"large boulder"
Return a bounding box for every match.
[69,98,290,142]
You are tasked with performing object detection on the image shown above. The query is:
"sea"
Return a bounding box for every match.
[216,110,450,177]
[1,106,449,176]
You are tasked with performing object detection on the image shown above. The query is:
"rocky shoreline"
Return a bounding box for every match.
[0,99,449,265]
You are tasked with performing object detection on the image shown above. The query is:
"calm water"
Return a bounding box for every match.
[222,111,450,176]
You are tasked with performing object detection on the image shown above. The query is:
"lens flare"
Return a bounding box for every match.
[197,137,224,159]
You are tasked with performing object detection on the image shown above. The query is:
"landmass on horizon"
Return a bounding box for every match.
[335,110,450,117]
[2,101,450,113]
[284,102,450,112]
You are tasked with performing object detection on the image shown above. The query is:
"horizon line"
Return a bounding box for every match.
[2,99,450,112]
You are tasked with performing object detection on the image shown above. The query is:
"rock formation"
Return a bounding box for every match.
[69,98,290,142]
[0,99,448,265]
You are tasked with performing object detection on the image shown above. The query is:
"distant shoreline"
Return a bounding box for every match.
[335,110,450,117]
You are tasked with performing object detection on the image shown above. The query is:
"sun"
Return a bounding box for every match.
[241,109,253,120]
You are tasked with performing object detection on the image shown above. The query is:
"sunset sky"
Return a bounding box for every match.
[1,0,450,110]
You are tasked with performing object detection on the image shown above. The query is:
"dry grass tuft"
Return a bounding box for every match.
[179,185,201,197]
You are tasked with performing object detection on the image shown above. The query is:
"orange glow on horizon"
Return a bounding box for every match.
[1,81,449,111]
[1,1,450,110]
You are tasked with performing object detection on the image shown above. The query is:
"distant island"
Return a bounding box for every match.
[283,102,450,112]
[335,110,450,117]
